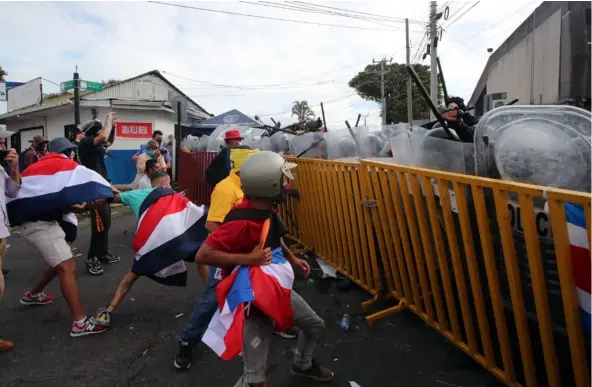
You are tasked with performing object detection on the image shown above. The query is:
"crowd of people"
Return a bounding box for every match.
[0,116,334,386]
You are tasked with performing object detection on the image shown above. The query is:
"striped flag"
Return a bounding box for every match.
[565,203,591,332]
[131,188,208,286]
[202,220,294,360]
[7,153,113,226]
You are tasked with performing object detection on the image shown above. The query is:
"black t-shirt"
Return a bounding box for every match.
[78,136,109,180]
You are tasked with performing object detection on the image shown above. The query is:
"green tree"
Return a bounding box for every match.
[0,66,7,81]
[348,62,442,124]
[101,79,121,87]
[291,100,315,122]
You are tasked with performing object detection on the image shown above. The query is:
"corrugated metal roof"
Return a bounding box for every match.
[83,70,212,118]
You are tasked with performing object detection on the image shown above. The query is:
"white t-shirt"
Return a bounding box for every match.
[137,174,152,190]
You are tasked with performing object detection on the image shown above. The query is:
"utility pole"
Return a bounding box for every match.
[374,58,389,125]
[429,1,438,120]
[406,18,413,125]
[74,65,80,127]
[380,59,386,125]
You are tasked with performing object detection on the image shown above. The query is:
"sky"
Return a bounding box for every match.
[0,0,541,129]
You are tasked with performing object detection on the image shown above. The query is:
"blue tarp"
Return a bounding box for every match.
[191,109,264,129]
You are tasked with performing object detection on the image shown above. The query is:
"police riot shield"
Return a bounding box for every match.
[289,132,326,159]
[270,131,293,155]
[206,124,262,151]
[473,105,591,383]
[181,136,200,153]
[197,135,209,151]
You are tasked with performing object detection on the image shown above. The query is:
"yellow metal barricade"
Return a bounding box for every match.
[361,159,591,387]
[284,158,384,301]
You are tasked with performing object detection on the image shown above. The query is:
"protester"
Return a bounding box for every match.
[205,130,245,187]
[0,126,13,279]
[173,149,299,372]
[8,137,115,337]
[93,170,207,328]
[78,113,121,275]
[0,138,20,352]
[71,126,84,163]
[137,159,160,189]
[197,151,333,385]
[23,135,48,170]
[132,140,167,189]
[131,130,171,170]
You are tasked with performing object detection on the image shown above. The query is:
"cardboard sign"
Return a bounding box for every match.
[116,122,153,138]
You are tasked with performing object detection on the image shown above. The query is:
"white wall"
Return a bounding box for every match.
[6,107,176,152]
[487,9,562,104]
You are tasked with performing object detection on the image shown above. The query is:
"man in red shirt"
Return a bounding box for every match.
[196,151,333,386]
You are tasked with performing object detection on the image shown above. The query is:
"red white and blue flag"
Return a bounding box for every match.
[202,230,294,360]
[7,153,113,226]
[565,203,591,332]
[131,188,208,287]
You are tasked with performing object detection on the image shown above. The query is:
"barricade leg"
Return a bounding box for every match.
[366,299,407,328]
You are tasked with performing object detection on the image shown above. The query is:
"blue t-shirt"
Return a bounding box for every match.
[120,188,157,218]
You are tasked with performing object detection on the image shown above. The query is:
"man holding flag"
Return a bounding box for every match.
[197,151,333,386]
[8,137,115,337]
[174,147,297,371]
[93,170,208,328]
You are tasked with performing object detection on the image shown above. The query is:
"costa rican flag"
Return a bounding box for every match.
[7,153,113,226]
[202,221,294,360]
[565,203,591,332]
[131,188,208,287]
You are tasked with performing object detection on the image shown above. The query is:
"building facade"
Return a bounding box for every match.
[469,2,591,115]
[0,70,211,184]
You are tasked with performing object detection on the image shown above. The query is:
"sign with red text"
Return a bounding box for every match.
[116,122,153,138]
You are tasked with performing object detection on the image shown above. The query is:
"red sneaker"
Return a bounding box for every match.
[20,291,55,306]
[70,317,108,337]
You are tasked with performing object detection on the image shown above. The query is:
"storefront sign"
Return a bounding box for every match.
[116,122,153,138]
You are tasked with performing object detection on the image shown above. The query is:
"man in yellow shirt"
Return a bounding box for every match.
[175,147,297,371]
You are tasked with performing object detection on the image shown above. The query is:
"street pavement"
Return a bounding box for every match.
[0,207,504,387]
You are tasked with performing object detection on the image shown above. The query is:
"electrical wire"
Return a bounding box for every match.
[464,1,536,39]
[289,1,426,25]
[441,29,484,53]
[258,93,359,117]
[149,1,405,32]
[440,2,469,29]
[240,1,410,31]
[444,1,481,29]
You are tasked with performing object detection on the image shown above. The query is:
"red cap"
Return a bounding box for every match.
[224,129,243,142]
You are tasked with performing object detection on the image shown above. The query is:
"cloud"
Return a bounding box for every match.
[0,1,541,126]
[60,50,86,60]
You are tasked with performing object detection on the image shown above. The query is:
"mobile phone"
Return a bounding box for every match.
[0,150,8,161]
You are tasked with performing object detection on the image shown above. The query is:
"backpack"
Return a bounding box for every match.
[205,147,231,186]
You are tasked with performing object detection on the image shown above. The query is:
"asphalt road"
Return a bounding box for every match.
[0,207,504,387]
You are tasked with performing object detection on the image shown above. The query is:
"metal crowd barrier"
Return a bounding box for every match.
[177,151,216,206]
[282,157,590,387]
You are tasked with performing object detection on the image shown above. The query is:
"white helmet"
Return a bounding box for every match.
[240,151,296,201]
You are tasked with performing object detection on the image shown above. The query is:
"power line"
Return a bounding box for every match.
[464,1,536,39]
[290,1,427,25]
[240,1,411,30]
[258,93,358,117]
[441,2,469,29]
[444,1,481,29]
[442,29,484,53]
[149,1,405,32]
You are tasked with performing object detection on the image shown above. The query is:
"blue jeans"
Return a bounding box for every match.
[180,266,220,345]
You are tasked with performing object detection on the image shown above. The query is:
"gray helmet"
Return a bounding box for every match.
[240,151,296,201]
[49,137,76,154]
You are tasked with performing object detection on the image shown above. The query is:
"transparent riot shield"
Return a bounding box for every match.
[206,124,261,151]
[270,131,293,155]
[472,105,592,381]
[289,132,326,159]
[197,135,209,151]
[241,128,268,150]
